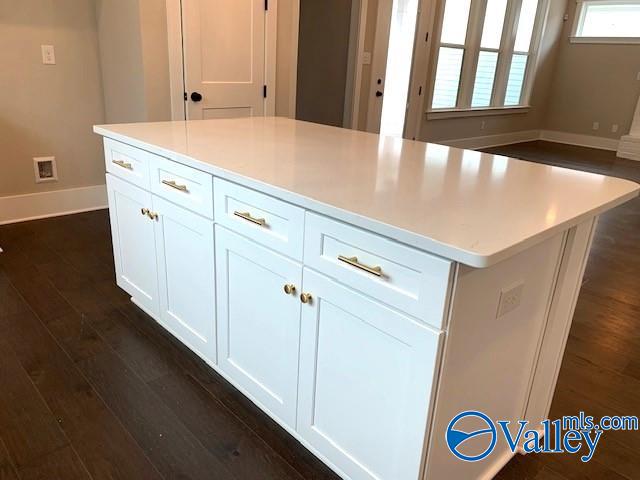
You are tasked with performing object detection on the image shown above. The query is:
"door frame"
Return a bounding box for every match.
[289,0,369,128]
[166,0,278,121]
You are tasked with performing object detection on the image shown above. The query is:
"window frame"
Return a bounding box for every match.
[427,0,550,117]
[570,0,640,44]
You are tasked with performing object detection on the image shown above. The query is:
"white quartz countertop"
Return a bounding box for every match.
[94,117,639,268]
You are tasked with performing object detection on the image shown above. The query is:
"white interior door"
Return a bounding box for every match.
[182,0,271,120]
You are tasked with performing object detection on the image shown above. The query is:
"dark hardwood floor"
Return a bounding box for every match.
[0,140,638,480]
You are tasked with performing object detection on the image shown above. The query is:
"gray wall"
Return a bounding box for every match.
[0,0,106,197]
[296,0,354,127]
[95,0,172,124]
[543,0,640,139]
[418,0,568,143]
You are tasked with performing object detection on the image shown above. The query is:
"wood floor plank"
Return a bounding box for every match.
[0,337,70,469]
[0,438,20,480]
[77,349,236,480]
[16,446,91,480]
[0,311,163,480]
[149,372,305,480]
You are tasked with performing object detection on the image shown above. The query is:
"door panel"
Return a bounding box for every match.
[153,195,216,365]
[215,226,302,427]
[298,268,443,480]
[106,174,159,316]
[183,0,266,119]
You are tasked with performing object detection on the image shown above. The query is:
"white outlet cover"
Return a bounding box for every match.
[497,282,524,318]
[362,52,372,65]
[592,122,600,131]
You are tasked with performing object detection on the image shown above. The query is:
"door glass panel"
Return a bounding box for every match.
[431,47,464,108]
[514,0,539,52]
[504,54,528,105]
[379,0,420,137]
[471,51,498,107]
[480,0,508,48]
[440,0,472,44]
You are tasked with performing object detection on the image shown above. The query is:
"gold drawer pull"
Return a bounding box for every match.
[233,211,266,226]
[162,179,189,192]
[338,255,383,277]
[283,284,296,295]
[112,159,133,170]
[300,292,313,304]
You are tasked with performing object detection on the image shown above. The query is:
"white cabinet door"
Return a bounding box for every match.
[298,269,443,480]
[106,174,159,316]
[215,226,302,428]
[152,195,216,365]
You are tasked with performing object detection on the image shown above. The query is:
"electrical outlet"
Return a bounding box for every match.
[612,124,619,133]
[637,71,640,81]
[497,282,524,318]
[592,122,599,131]
[41,45,56,65]
[481,121,486,130]
[362,52,372,65]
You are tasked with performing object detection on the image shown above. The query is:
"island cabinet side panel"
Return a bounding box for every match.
[524,218,597,427]
[423,232,566,480]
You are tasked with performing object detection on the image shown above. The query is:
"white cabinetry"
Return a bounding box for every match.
[298,268,443,480]
[215,226,302,428]
[153,195,216,364]
[107,174,160,316]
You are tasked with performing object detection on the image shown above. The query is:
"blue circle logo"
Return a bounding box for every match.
[446,411,497,462]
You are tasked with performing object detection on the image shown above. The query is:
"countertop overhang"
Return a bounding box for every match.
[94,117,640,268]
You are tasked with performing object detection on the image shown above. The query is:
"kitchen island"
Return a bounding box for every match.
[94,117,638,480]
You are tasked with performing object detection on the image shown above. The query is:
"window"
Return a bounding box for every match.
[430,0,547,112]
[572,0,640,43]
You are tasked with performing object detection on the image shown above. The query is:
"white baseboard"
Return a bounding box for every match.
[538,130,619,151]
[442,130,540,150]
[0,184,107,225]
[440,129,622,152]
[616,135,640,161]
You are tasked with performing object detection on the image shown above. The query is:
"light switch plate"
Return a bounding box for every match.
[497,282,524,318]
[41,45,56,65]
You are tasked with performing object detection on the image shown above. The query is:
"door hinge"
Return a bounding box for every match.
[263,85,267,98]
[265,0,268,10]
[183,92,188,101]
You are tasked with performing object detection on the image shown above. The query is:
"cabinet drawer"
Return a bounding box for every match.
[214,178,304,260]
[104,138,153,189]
[304,213,453,328]
[150,156,213,219]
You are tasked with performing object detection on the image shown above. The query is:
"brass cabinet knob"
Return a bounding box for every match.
[283,284,296,295]
[147,211,159,221]
[141,207,149,216]
[300,292,313,304]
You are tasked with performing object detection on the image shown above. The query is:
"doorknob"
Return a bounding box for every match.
[190,92,203,102]
[375,91,383,97]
